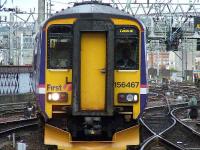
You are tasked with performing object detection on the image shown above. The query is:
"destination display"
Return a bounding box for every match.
[115,26,138,36]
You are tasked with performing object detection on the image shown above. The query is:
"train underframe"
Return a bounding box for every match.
[44,107,140,150]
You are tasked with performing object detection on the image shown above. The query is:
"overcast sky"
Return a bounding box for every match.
[1,0,199,22]
[4,0,198,13]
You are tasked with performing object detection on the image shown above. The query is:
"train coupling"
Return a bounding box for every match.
[83,117,102,135]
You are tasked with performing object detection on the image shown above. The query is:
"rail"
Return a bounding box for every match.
[0,118,38,135]
[140,135,182,150]
[0,117,39,149]
[140,102,197,149]
[140,105,178,149]
[171,106,200,136]
[0,102,35,117]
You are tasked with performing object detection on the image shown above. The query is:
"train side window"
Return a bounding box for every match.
[47,25,73,69]
[115,38,139,70]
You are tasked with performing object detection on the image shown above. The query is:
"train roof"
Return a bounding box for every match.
[58,2,131,16]
[46,1,135,22]
[40,1,145,31]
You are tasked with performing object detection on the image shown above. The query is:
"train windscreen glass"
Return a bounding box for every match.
[115,26,139,70]
[47,25,73,69]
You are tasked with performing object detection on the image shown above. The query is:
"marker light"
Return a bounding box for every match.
[119,94,126,101]
[133,94,138,102]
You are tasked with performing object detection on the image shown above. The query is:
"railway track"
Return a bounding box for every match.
[140,136,182,150]
[148,81,200,108]
[140,113,181,150]
[0,96,47,149]
[0,102,32,115]
[0,118,39,149]
[0,117,38,135]
[160,105,200,149]
[161,122,200,149]
[0,101,38,137]
[140,104,178,150]
[172,106,200,134]
[140,102,200,150]
[141,106,173,135]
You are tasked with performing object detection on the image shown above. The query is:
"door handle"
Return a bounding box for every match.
[99,68,106,73]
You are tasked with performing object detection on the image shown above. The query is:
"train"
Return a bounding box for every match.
[33,1,148,150]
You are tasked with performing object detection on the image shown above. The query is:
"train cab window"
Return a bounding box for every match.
[115,26,139,70]
[47,25,73,69]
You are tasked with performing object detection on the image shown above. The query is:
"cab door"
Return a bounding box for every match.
[80,32,106,111]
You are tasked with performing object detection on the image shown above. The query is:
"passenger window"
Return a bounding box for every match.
[115,26,139,70]
[47,25,73,69]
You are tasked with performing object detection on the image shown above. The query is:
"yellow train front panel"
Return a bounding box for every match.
[45,18,76,118]
[112,18,142,119]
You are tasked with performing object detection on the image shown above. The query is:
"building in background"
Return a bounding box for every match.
[148,51,170,70]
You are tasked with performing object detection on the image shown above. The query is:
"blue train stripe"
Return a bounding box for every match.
[140,31,148,113]
[38,94,45,112]
[39,30,45,84]
[140,94,147,112]
[141,32,147,85]
[38,30,46,112]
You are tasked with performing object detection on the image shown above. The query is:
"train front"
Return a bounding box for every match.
[35,2,148,150]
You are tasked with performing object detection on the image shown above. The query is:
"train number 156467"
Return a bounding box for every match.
[114,82,139,88]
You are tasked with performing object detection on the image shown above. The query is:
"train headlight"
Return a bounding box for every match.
[47,92,67,102]
[118,93,139,103]
[52,93,60,101]
[126,94,134,102]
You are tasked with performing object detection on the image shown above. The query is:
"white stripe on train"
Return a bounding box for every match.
[38,87,148,94]
[140,88,148,94]
[38,87,46,94]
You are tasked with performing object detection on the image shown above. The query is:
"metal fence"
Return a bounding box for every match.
[0,66,33,95]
